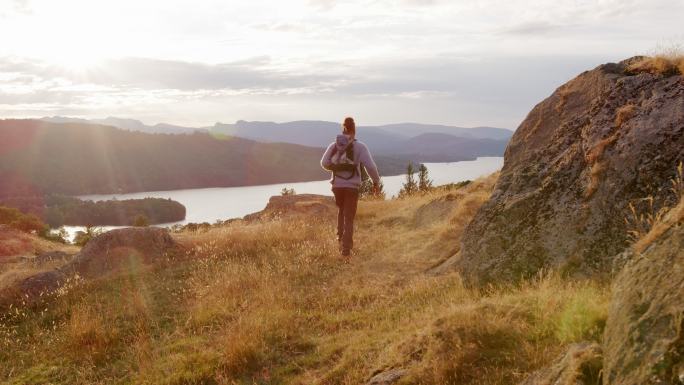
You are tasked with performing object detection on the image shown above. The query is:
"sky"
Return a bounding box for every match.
[0,0,682,129]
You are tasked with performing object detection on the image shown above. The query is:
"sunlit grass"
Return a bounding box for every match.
[627,46,684,76]
[0,172,611,385]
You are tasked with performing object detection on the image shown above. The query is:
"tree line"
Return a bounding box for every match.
[43,196,186,227]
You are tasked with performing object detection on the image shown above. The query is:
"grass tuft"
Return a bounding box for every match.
[628,162,684,253]
[627,45,684,76]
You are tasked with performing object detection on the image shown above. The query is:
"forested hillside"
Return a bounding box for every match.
[0,120,404,196]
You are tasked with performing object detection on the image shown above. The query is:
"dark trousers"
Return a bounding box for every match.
[332,187,359,256]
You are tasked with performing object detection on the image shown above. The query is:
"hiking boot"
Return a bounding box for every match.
[340,253,352,264]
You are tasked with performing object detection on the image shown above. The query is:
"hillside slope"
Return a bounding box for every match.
[0,120,412,196]
[40,118,511,164]
[0,174,613,385]
[211,120,511,162]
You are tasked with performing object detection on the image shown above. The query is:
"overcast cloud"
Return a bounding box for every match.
[0,0,682,128]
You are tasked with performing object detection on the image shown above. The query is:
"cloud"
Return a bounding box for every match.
[498,21,573,35]
[1,0,683,126]
[0,51,612,128]
[0,55,339,92]
[307,0,337,10]
[399,0,443,6]
[0,54,353,123]
[250,22,310,33]
[0,0,31,18]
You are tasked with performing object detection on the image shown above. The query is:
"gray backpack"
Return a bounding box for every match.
[331,134,357,180]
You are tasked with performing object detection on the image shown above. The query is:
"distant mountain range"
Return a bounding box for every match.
[41,117,513,163]
[0,117,513,196]
[210,120,512,144]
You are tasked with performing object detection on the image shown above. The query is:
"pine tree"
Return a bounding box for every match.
[418,163,433,192]
[398,162,418,198]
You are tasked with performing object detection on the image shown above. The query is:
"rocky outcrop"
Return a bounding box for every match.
[67,227,179,277]
[2,227,180,304]
[243,194,336,222]
[457,57,684,284]
[602,225,684,385]
[519,342,602,385]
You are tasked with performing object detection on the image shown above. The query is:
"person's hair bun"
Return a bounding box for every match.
[343,117,356,134]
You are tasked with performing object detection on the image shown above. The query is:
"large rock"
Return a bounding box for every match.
[519,342,602,385]
[602,225,684,385]
[457,57,684,283]
[67,227,180,277]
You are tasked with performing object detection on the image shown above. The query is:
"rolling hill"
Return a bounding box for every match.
[41,117,512,164]
[210,120,512,159]
[0,120,353,196]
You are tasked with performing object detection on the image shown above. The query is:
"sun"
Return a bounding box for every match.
[48,49,107,73]
[38,26,112,73]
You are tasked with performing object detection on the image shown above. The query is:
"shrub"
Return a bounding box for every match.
[398,162,418,198]
[42,227,68,243]
[280,187,296,196]
[73,226,103,246]
[133,214,150,227]
[0,205,47,234]
[359,175,386,200]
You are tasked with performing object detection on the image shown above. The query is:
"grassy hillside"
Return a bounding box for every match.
[0,174,610,385]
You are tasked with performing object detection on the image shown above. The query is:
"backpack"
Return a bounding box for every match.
[331,134,357,180]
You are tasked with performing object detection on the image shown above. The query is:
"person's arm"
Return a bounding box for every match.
[358,143,380,185]
[321,143,336,172]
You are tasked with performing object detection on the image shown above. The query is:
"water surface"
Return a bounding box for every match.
[63,157,503,240]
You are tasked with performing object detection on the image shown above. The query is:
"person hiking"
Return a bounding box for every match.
[321,117,381,261]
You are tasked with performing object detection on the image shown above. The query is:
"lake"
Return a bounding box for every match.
[63,157,503,240]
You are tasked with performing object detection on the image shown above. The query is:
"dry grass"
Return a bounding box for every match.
[0,172,611,385]
[583,103,636,199]
[630,162,684,253]
[627,45,684,75]
[584,161,606,199]
[0,228,78,294]
[614,104,636,129]
[65,303,119,360]
[0,226,78,259]
[627,54,684,76]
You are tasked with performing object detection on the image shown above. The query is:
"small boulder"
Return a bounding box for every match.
[519,342,602,385]
[67,227,179,277]
[17,269,67,298]
[367,368,407,385]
